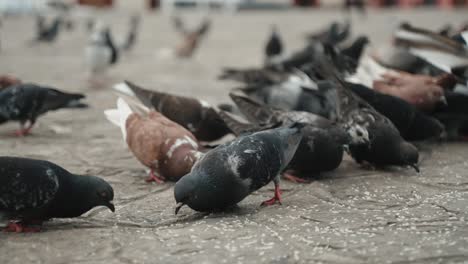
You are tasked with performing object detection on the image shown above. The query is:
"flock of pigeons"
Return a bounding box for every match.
[0,15,468,233]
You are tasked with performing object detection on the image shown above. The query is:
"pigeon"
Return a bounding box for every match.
[0,156,114,232]
[347,82,445,141]
[394,23,468,80]
[340,36,369,63]
[172,17,211,58]
[373,72,454,111]
[265,25,283,66]
[229,70,338,119]
[121,14,140,52]
[0,75,21,90]
[113,81,231,142]
[220,93,350,181]
[85,23,119,77]
[174,124,302,214]
[316,57,420,171]
[306,20,351,45]
[35,16,62,43]
[0,83,88,136]
[105,98,202,183]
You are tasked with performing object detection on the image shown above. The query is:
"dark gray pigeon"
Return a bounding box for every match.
[0,156,114,232]
[0,83,88,136]
[265,25,283,66]
[220,93,350,182]
[316,58,420,171]
[174,124,302,214]
[35,16,62,43]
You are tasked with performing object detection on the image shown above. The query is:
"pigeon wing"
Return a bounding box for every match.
[0,158,60,212]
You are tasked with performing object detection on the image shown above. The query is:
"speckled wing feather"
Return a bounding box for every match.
[0,84,39,122]
[0,157,59,212]
[229,92,331,128]
[217,110,258,136]
[315,56,397,131]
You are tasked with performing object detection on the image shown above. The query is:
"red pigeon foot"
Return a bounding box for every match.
[261,182,282,206]
[145,170,165,184]
[3,222,41,233]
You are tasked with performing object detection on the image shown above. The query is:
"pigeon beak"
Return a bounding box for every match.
[410,164,420,173]
[106,202,115,213]
[175,202,184,215]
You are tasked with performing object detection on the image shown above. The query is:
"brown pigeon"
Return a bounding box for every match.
[113,81,231,142]
[104,98,202,183]
[373,72,455,111]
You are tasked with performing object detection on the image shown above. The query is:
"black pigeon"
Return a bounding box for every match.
[265,25,283,66]
[114,81,230,142]
[0,83,88,136]
[174,125,302,214]
[307,20,351,45]
[347,82,445,141]
[220,93,350,181]
[316,58,420,171]
[0,156,114,232]
[341,36,369,63]
[36,16,62,43]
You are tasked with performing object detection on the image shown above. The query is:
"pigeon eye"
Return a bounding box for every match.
[99,191,107,198]
[356,130,363,137]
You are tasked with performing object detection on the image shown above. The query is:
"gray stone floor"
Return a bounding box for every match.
[0,6,467,264]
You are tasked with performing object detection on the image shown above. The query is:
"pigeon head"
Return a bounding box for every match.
[90,176,115,212]
[356,36,370,45]
[57,175,115,217]
[40,88,87,112]
[174,174,198,215]
[366,121,420,171]
[347,124,370,145]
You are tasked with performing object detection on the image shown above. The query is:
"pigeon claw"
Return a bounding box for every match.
[261,184,282,206]
[145,170,165,184]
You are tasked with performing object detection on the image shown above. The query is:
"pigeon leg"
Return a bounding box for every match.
[14,121,35,136]
[261,178,282,206]
[282,172,311,184]
[145,169,165,184]
[3,221,41,233]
